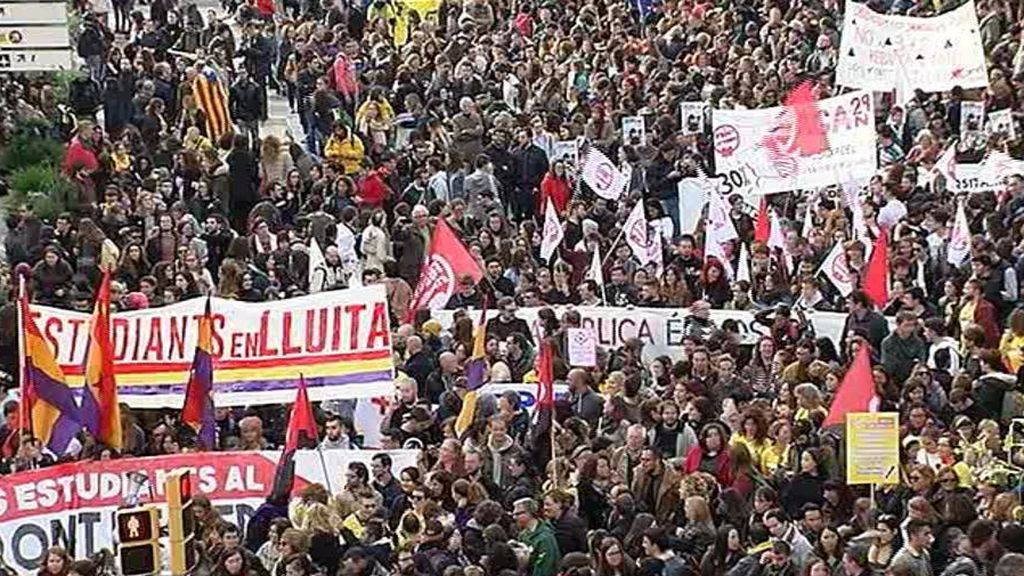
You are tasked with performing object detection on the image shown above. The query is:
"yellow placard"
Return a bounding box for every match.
[846,412,900,485]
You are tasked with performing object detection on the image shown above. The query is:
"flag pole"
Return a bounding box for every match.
[301,373,335,494]
[602,227,626,267]
[550,414,559,488]
[16,275,30,440]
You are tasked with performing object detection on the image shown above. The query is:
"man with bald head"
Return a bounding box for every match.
[567,368,602,429]
[403,334,435,395]
[425,351,460,404]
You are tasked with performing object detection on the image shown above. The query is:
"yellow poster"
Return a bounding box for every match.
[393,0,441,46]
[846,412,900,485]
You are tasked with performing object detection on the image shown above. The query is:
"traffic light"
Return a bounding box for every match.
[116,506,161,576]
[165,470,199,575]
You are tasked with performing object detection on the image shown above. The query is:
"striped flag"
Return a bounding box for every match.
[193,66,232,143]
[21,296,82,455]
[81,271,122,450]
[181,298,216,449]
[455,300,488,437]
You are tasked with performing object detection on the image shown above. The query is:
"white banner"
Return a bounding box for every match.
[0,24,68,48]
[478,382,569,412]
[0,450,418,575]
[28,287,395,408]
[0,3,68,24]
[836,0,988,94]
[434,306,873,362]
[951,162,1002,194]
[712,90,877,195]
[0,49,73,71]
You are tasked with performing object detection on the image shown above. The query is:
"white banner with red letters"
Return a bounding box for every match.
[27,287,395,408]
[711,91,877,195]
[0,450,418,575]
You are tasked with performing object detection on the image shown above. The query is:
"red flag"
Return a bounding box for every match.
[862,231,889,308]
[823,345,879,427]
[82,271,122,450]
[408,219,484,318]
[536,339,555,408]
[754,197,770,244]
[783,81,829,156]
[283,376,318,453]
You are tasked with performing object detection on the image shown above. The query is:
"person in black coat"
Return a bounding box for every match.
[544,490,588,554]
[226,134,260,232]
[231,70,264,148]
[511,128,548,222]
[103,67,136,135]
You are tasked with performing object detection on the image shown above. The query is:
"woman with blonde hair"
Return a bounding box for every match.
[301,502,341,576]
[259,135,294,188]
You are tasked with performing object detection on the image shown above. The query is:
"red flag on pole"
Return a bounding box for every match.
[408,219,484,319]
[283,376,318,454]
[536,339,555,408]
[754,197,770,244]
[862,230,889,308]
[823,345,879,427]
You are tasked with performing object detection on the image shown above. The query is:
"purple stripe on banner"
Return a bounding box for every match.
[26,364,80,414]
[47,413,81,455]
[116,370,393,395]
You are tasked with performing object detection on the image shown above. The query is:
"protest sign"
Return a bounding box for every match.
[552,140,580,166]
[680,102,708,135]
[712,90,877,195]
[0,450,418,574]
[567,328,597,366]
[622,116,646,145]
[435,306,880,362]
[677,178,707,234]
[846,412,901,485]
[961,101,985,134]
[987,109,1017,140]
[581,147,627,200]
[28,287,395,408]
[836,0,987,95]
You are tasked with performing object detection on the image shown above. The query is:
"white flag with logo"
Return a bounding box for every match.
[540,198,564,262]
[736,242,751,284]
[705,190,738,277]
[947,199,971,267]
[934,143,957,183]
[309,236,328,293]
[646,231,664,276]
[801,200,814,238]
[623,201,651,265]
[581,148,627,200]
[818,241,855,296]
[586,246,604,286]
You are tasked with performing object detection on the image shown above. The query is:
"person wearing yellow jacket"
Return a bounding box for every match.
[999,309,1024,372]
[324,124,365,175]
[355,92,395,129]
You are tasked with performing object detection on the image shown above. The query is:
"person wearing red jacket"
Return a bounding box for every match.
[538,160,572,215]
[683,421,734,487]
[358,163,393,209]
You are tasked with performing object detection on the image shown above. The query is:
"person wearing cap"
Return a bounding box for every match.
[513,497,560,576]
[342,546,387,576]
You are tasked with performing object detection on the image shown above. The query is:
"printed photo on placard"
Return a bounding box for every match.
[961,101,985,135]
[680,102,708,135]
[988,109,1017,140]
[552,140,580,166]
[622,115,646,145]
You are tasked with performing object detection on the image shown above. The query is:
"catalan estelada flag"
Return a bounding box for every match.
[20,296,82,455]
[81,271,122,450]
[455,300,488,437]
[181,298,216,449]
[192,66,231,143]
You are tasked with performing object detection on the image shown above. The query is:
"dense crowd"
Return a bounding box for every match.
[3,0,1024,575]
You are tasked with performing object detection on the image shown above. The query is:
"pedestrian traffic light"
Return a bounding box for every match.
[165,470,198,575]
[116,506,161,576]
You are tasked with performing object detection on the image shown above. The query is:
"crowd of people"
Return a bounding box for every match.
[3,0,1024,575]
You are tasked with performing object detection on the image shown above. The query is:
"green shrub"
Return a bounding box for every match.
[3,164,74,221]
[0,118,64,172]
